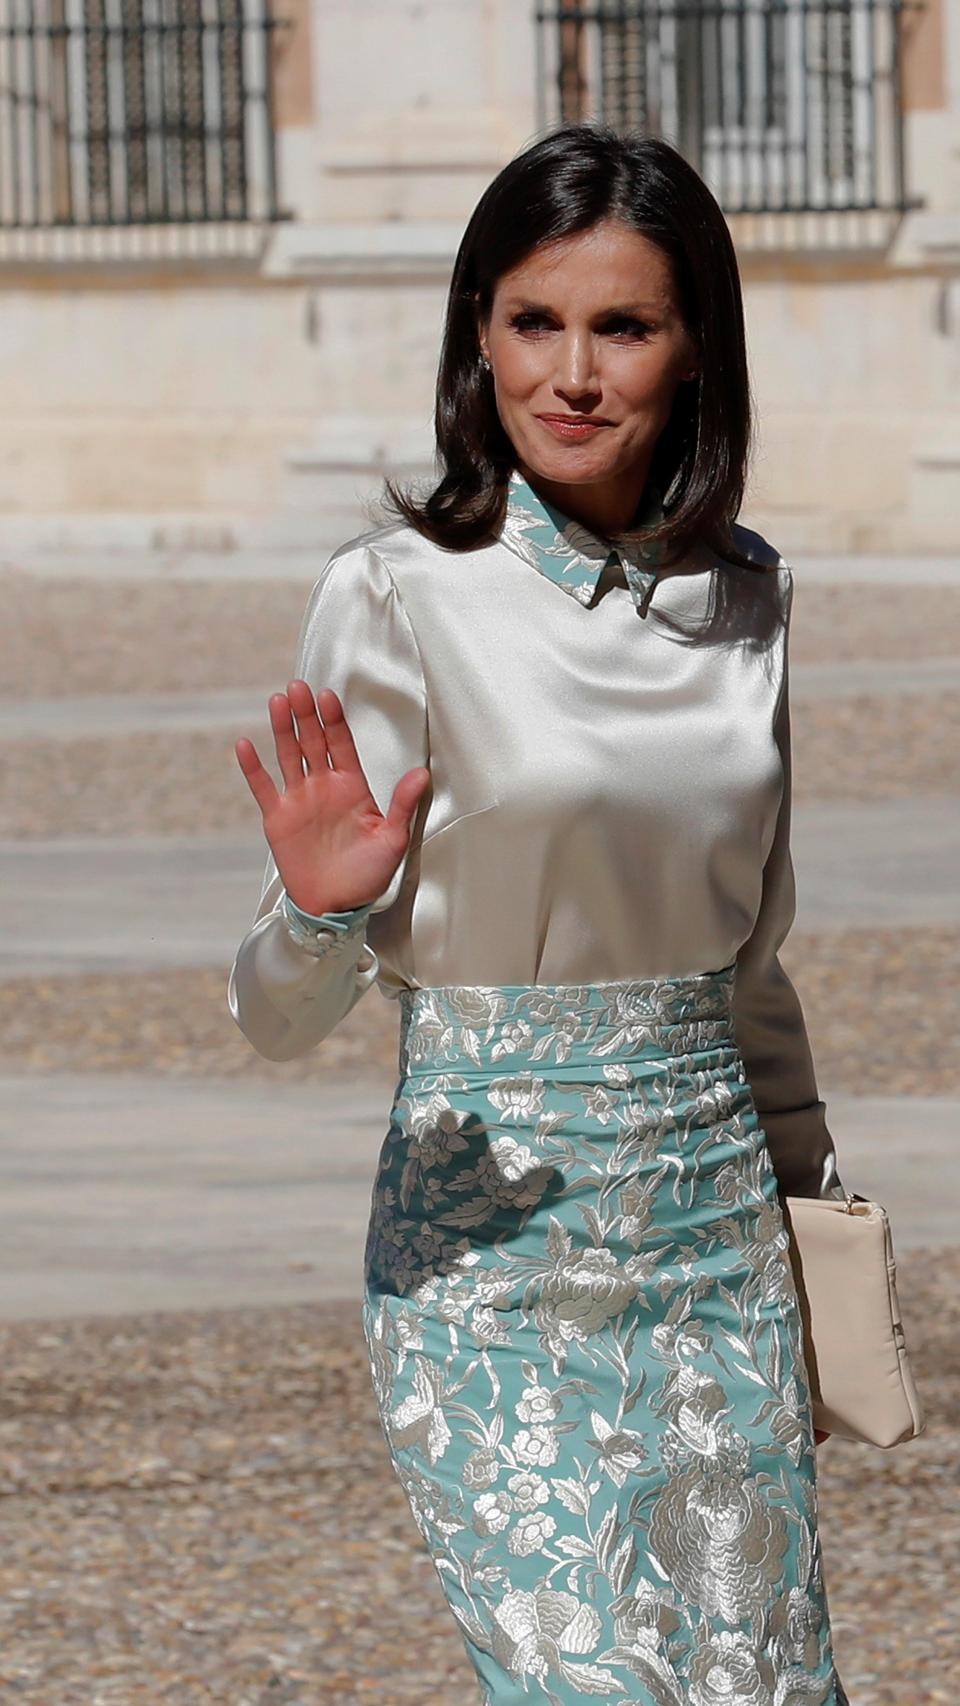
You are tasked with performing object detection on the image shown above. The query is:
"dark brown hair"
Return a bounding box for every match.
[378,121,768,573]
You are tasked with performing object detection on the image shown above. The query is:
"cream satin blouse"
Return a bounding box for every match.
[228,467,843,1201]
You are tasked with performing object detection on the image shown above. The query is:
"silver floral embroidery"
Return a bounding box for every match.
[360,970,845,1706]
[499,466,667,619]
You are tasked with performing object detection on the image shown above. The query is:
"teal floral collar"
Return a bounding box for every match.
[501,465,668,619]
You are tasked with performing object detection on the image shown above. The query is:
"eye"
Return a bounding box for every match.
[605,316,651,338]
[509,311,651,338]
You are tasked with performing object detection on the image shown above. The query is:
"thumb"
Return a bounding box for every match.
[385,766,431,840]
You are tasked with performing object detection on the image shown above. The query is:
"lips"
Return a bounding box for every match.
[537,416,611,440]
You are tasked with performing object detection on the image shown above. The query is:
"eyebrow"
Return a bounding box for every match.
[503,297,660,316]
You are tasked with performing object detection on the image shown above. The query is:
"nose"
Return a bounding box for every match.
[554,331,600,397]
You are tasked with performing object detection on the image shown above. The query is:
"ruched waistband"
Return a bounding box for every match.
[397,964,738,1076]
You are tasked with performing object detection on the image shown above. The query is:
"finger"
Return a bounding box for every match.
[269,692,306,789]
[385,766,431,839]
[316,688,367,780]
[235,737,280,817]
[286,679,329,774]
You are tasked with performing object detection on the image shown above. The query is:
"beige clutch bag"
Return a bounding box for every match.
[780,1191,926,1449]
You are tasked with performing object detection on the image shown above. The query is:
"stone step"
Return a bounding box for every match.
[0,1073,951,1321]
[1,653,958,741]
[4,546,960,584]
[0,797,956,978]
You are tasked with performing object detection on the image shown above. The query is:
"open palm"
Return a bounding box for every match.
[235,679,431,917]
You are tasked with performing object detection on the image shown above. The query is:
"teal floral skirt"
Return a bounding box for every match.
[361,968,848,1706]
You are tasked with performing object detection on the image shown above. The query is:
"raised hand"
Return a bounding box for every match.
[235,680,431,916]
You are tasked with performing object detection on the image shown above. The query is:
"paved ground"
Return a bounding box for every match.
[1,1250,956,1706]
[1,543,958,1704]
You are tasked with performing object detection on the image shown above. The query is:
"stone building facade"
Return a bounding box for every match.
[0,0,954,552]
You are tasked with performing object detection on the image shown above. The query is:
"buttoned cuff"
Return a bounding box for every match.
[281,893,374,958]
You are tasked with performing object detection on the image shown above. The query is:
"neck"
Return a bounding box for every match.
[516,457,655,536]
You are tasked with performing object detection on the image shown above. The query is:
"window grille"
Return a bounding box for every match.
[0,0,285,227]
[535,0,923,214]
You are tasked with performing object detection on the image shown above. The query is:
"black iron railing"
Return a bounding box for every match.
[0,0,287,228]
[535,0,924,214]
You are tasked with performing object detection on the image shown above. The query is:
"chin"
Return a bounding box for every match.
[520,441,613,479]
[539,461,615,487]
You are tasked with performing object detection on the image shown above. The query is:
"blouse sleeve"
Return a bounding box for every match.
[227,541,430,1062]
[732,571,846,1201]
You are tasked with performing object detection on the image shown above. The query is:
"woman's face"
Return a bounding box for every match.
[478,217,700,533]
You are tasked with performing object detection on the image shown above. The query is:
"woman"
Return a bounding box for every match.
[229,124,850,1706]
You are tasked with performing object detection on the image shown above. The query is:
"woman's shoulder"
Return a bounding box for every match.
[317,515,411,575]
[314,513,506,641]
[700,520,794,657]
[317,513,460,591]
[717,520,795,630]
[725,516,792,579]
